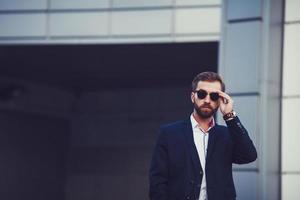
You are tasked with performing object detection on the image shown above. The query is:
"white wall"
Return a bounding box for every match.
[281,0,300,199]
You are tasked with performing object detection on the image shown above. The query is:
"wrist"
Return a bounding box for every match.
[223,110,236,121]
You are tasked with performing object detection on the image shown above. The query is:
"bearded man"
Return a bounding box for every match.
[149,71,257,200]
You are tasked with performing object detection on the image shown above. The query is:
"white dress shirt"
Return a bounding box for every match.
[190,114,215,200]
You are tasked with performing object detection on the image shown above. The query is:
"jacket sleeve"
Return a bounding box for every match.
[149,127,169,200]
[225,116,257,164]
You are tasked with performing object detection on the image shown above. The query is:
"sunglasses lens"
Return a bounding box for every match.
[197,90,207,99]
[210,92,219,101]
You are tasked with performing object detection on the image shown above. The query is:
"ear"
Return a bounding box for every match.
[191,92,195,103]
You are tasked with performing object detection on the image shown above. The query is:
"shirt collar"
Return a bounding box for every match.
[190,113,215,132]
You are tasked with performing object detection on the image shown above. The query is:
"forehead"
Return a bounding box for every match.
[196,81,222,91]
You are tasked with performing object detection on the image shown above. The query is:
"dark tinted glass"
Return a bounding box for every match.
[195,89,219,101]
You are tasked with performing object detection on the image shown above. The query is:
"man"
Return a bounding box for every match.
[149,71,257,200]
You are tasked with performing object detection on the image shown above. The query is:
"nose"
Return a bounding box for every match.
[204,94,211,103]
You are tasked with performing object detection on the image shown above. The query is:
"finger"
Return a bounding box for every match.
[218,92,233,105]
[217,91,231,101]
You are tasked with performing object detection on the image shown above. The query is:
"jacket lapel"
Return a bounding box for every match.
[206,125,220,161]
[182,119,202,173]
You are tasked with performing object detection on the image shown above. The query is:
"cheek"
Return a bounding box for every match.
[213,101,220,107]
[195,99,205,106]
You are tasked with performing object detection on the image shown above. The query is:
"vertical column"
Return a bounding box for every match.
[281,0,300,199]
[219,0,284,199]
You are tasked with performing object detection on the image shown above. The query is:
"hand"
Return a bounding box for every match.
[218,91,234,115]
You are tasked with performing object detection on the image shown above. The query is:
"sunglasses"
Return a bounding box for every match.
[194,89,220,101]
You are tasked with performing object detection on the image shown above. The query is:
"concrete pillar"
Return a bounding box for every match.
[218,0,284,199]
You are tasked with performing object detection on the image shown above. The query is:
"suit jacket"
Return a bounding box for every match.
[149,116,257,200]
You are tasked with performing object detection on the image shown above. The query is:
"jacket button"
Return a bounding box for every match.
[200,171,203,175]
[186,196,190,200]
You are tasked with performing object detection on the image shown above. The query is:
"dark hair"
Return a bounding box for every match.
[191,71,225,92]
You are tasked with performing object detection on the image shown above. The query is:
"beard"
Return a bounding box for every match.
[194,103,218,119]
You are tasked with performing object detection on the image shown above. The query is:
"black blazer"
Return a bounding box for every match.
[149,116,257,200]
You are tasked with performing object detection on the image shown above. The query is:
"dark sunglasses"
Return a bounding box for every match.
[194,89,220,101]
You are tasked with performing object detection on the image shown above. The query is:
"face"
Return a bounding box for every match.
[191,81,222,119]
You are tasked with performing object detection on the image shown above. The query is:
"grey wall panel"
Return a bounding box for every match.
[66,174,149,200]
[128,88,163,114]
[112,0,172,8]
[283,24,300,96]
[0,14,46,37]
[159,87,191,112]
[111,10,172,35]
[76,91,131,113]
[70,113,159,146]
[227,0,261,20]
[233,171,258,200]
[0,112,69,200]
[49,13,109,36]
[0,0,47,10]
[160,110,192,125]
[223,21,261,93]
[76,88,190,114]
[50,0,110,9]
[66,146,151,175]
[0,78,74,117]
[67,85,197,199]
